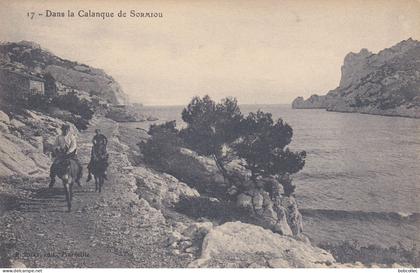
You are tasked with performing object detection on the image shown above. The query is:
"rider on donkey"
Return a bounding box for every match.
[86,128,109,182]
[49,124,83,188]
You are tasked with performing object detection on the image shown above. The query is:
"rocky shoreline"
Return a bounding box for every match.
[115,119,413,268]
[292,96,420,119]
[117,121,336,267]
[0,109,414,267]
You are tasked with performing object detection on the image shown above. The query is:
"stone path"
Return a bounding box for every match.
[0,118,190,267]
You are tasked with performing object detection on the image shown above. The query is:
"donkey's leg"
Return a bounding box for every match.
[100,175,104,192]
[76,160,82,187]
[69,180,74,201]
[94,176,98,192]
[49,164,57,188]
[98,176,102,193]
[63,179,72,212]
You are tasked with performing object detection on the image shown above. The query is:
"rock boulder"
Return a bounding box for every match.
[189,221,335,268]
[132,166,200,209]
[0,111,10,124]
[236,189,304,236]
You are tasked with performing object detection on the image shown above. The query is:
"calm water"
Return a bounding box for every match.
[131,104,420,247]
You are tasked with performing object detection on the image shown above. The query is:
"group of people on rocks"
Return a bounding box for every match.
[49,125,109,188]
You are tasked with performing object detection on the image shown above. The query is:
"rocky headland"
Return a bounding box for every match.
[292,38,420,118]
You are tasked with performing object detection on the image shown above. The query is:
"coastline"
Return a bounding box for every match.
[116,115,420,254]
[1,107,418,267]
[292,104,420,119]
[120,106,420,257]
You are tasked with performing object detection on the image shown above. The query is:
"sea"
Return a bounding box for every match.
[125,104,420,249]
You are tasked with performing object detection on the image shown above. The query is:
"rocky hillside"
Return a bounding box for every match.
[292,38,420,118]
[0,109,77,177]
[0,40,128,105]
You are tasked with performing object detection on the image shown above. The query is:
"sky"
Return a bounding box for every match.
[0,0,420,105]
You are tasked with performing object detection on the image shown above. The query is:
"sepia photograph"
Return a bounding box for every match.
[0,0,419,270]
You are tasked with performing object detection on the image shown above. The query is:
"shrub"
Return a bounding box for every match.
[43,72,57,97]
[1,88,52,113]
[51,91,94,120]
[138,121,183,169]
[50,91,95,130]
[61,114,90,130]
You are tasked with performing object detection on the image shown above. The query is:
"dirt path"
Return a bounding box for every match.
[0,118,189,267]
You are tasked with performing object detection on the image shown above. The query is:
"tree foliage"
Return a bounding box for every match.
[235,110,306,183]
[180,95,243,176]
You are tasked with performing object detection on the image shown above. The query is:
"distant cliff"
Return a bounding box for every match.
[0,40,129,105]
[292,38,420,118]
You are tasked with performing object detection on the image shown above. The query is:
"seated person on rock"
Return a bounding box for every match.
[86,128,109,182]
[49,124,82,188]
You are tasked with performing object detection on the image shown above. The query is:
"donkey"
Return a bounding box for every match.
[90,144,109,193]
[55,156,82,212]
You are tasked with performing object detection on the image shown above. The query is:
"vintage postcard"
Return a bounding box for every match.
[0,0,419,270]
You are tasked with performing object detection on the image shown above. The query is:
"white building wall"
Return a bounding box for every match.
[29,80,45,95]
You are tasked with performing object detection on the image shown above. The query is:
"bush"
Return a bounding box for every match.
[138,121,183,169]
[50,91,95,130]
[51,91,94,120]
[1,89,52,113]
[61,114,90,130]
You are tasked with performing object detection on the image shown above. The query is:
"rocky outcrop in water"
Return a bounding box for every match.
[292,95,331,109]
[292,38,420,118]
